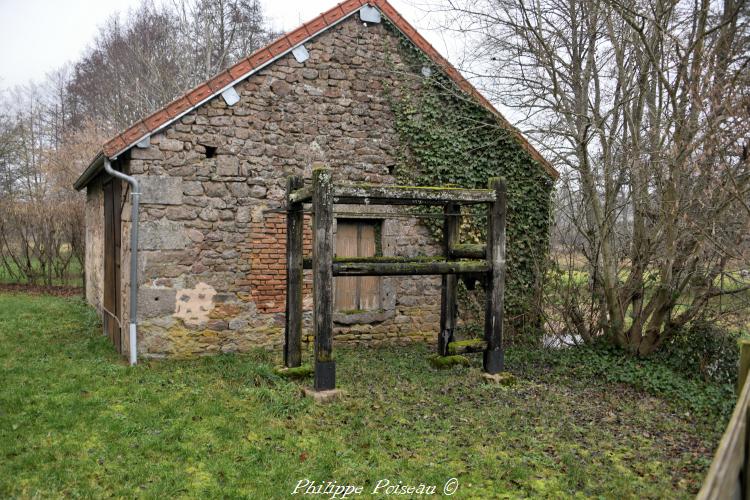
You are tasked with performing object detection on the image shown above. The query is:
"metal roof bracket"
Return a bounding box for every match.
[292,44,310,63]
[221,86,241,106]
[360,5,381,24]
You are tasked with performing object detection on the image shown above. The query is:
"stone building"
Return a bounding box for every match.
[73,0,558,360]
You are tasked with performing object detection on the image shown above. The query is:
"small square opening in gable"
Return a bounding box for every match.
[203,145,217,158]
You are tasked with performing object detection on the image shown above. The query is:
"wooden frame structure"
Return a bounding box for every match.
[285,166,507,392]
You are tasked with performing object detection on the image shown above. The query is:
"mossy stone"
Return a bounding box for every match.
[482,371,517,386]
[274,364,313,379]
[428,354,471,369]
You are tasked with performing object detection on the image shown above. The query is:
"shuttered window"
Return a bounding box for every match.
[334,220,381,311]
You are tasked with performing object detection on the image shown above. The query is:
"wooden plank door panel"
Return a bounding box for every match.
[334,221,381,312]
[358,224,380,310]
[334,223,358,311]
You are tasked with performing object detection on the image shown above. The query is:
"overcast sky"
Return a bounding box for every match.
[0,0,448,90]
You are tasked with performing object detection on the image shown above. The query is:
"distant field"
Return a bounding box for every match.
[0,257,83,288]
[545,264,750,333]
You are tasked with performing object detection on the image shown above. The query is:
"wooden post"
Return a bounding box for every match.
[312,166,335,391]
[740,340,750,498]
[484,178,506,374]
[439,203,460,356]
[739,341,750,395]
[284,175,304,368]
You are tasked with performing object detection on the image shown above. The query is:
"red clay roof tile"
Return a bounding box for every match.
[322,5,347,24]
[207,71,233,92]
[268,37,292,57]
[287,26,310,46]
[121,121,149,145]
[249,48,273,67]
[165,96,191,118]
[103,135,127,157]
[144,109,170,130]
[305,17,327,33]
[342,0,365,11]
[186,84,212,105]
[228,58,254,79]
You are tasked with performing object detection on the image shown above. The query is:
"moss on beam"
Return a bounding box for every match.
[333,184,496,206]
[333,259,489,276]
[447,339,487,355]
[332,255,444,263]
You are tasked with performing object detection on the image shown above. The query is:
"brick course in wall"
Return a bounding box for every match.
[247,213,313,313]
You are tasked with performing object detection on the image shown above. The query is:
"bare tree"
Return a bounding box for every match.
[0,0,278,287]
[439,0,750,354]
[66,2,189,130]
[65,0,277,131]
[173,0,277,80]
[0,80,107,286]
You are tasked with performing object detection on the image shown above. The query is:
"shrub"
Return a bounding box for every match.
[658,320,740,387]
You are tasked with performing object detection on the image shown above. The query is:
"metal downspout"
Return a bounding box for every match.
[103,158,140,366]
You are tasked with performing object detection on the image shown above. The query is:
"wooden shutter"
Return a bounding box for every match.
[334,221,380,311]
[334,223,359,311]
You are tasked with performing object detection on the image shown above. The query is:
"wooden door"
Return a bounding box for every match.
[103,179,122,353]
[334,221,380,311]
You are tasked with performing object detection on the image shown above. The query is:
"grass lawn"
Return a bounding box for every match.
[0,293,732,498]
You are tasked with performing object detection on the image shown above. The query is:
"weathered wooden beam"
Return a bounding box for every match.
[332,259,489,276]
[312,166,335,391]
[484,177,507,374]
[450,243,486,259]
[284,175,304,368]
[303,255,473,269]
[333,184,495,206]
[439,203,460,356]
[288,185,312,204]
[447,339,488,355]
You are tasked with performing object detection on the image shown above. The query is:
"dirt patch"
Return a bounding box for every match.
[0,283,84,297]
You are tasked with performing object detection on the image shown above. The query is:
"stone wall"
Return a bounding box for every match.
[108,15,449,358]
[84,177,105,312]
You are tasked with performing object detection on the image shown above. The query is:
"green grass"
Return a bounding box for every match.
[0,293,731,498]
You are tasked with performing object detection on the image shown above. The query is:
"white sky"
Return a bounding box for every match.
[0,0,449,90]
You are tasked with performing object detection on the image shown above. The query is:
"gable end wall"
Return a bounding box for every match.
[105,14,548,359]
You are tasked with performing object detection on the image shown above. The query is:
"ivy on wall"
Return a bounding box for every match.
[382,22,555,334]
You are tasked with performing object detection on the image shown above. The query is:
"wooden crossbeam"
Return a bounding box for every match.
[288,185,313,203]
[447,339,488,355]
[332,259,489,276]
[304,255,467,268]
[450,243,486,259]
[333,184,496,206]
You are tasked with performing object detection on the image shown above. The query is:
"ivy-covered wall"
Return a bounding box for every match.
[383,21,555,335]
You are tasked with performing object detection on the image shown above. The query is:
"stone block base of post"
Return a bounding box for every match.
[302,387,345,403]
